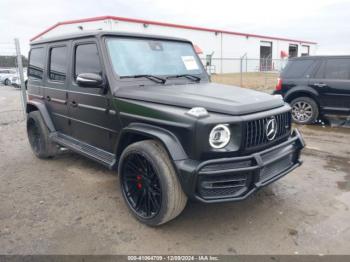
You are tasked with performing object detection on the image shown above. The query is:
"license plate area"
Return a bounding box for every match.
[259,153,294,182]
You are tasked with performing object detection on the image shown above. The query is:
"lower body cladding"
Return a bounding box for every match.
[175,129,305,203]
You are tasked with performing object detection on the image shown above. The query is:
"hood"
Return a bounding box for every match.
[114,82,284,116]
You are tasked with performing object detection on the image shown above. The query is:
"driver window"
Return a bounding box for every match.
[75,43,102,79]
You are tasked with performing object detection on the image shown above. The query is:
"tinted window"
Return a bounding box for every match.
[75,44,102,78]
[314,61,325,79]
[281,59,315,78]
[325,59,350,80]
[28,47,45,80]
[49,46,68,81]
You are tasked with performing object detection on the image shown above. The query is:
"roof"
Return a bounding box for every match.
[30,15,317,44]
[30,30,190,45]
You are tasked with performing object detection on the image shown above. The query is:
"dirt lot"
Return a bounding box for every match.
[211,72,278,92]
[1,85,350,255]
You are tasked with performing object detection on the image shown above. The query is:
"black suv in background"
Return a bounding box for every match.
[26,31,304,226]
[274,56,350,124]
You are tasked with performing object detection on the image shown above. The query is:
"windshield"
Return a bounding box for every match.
[106,38,204,77]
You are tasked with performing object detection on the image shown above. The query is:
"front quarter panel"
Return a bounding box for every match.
[112,97,197,159]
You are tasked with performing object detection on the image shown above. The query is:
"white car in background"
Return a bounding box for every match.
[0,68,17,86]
[11,71,28,88]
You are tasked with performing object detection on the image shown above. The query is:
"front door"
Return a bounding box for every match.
[67,40,117,152]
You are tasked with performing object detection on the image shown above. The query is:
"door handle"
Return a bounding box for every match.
[70,101,78,107]
[313,83,327,87]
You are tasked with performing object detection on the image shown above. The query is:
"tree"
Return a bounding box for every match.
[0,56,28,68]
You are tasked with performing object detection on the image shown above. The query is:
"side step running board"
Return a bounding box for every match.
[50,132,117,169]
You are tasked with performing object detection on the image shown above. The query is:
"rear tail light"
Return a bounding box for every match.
[276,78,282,91]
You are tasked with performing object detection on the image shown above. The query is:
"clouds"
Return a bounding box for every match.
[0,0,349,55]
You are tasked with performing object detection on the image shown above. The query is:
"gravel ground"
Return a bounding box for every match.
[0,85,349,255]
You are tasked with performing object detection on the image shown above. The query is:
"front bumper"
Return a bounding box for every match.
[175,129,305,203]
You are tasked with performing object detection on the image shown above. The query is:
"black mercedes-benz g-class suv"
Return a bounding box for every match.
[274,56,350,124]
[26,31,304,226]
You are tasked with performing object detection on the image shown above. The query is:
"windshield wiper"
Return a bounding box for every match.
[166,74,201,82]
[120,74,166,84]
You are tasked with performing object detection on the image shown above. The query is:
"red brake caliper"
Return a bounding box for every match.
[136,175,142,189]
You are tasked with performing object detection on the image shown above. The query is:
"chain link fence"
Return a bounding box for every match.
[0,40,26,126]
[200,57,288,93]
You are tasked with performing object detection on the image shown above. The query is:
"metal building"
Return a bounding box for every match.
[30,16,317,73]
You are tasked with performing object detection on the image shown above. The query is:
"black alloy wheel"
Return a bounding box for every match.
[26,111,58,158]
[121,153,162,219]
[27,117,41,154]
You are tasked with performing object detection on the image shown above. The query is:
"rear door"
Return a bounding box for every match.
[27,46,46,99]
[43,43,70,134]
[311,58,350,114]
[281,58,318,94]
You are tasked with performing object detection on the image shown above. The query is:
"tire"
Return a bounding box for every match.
[118,140,187,226]
[27,111,58,158]
[290,96,319,125]
[4,79,10,86]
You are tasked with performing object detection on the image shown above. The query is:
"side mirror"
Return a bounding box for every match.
[76,73,103,88]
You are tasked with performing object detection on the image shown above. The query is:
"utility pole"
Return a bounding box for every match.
[14,38,27,113]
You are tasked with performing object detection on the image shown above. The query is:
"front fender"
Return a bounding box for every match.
[117,123,188,161]
[26,100,55,132]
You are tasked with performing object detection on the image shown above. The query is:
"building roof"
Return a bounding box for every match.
[289,55,350,60]
[30,15,317,44]
[30,30,190,45]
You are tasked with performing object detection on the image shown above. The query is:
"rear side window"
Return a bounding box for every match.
[281,59,315,78]
[28,47,45,80]
[324,59,350,80]
[49,46,68,81]
[75,43,102,78]
[314,61,325,79]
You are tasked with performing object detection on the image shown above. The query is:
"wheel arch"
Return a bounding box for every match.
[284,87,319,105]
[115,123,188,162]
[26,101,55,132]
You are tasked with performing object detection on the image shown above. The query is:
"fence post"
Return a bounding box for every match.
[240,53,247,87]
[240,57,243,87]
[14,38,27,113]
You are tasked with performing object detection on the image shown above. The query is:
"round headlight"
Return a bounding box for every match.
[209,124,231,149]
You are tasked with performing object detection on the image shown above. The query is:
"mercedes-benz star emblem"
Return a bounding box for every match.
[265,117,278,141]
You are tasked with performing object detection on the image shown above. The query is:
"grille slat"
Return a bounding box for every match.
[277,114,282,137]
[197,173,252,199]
[254,120,258,146]
[259,119,264,144]
[244,112,291,149]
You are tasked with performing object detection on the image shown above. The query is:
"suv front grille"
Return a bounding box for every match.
[244,112,291,149]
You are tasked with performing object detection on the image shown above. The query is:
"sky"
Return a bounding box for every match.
[0,0,349,56]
